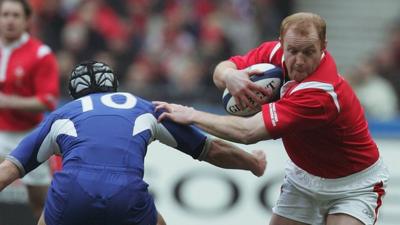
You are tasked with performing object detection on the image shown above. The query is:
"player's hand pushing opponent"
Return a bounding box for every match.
[154,101,196,125]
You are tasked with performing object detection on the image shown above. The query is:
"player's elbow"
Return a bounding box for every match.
[236,113,268,144]
[213,60,236,89]
[236,128,260,144]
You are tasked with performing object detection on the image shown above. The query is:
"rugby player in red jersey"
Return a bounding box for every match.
[155,12,389,225]
[0,0,59,221]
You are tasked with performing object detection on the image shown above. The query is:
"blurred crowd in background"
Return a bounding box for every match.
[29,0,292,103]
[346,18,400,121]
[27,0,400,120]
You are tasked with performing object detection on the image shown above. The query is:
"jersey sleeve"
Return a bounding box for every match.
[33,48,59,110]
[229,41,280,69]
[151,109,209,160]
[261,90,339,139]
[6,114,59,177]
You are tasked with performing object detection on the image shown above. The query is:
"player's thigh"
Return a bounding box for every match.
[327,183,386,225]
[327,197,378,225]
[326,213,364,225]
[272,179,315,224]
[157,211,167,225]
[269,213,310,225]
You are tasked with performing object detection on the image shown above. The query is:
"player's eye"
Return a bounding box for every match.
[288,49,297,55]
[303,48,316,56]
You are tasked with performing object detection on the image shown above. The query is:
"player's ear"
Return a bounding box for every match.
[321,37,327,51]
[279,37,285,51]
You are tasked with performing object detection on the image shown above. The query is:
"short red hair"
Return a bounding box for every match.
[280,12,327,47]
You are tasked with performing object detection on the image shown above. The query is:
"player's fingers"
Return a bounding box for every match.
[234,96,245,110]
[247,68,264,76]
[257,85,271,98]
[152,101,168,106]
[153,101,167,111]
[157,112,165,122]
[248,82,270,99]
[244,89,261,107]
[154,102,174,113]
[157,112,171,122]
[154,104,167,112]
[239,95,253,109]
[241,94,255,109]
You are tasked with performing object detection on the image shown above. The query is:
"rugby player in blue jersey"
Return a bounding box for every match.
[0,61,266,225]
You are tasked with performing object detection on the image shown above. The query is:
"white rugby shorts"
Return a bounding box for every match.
[0,131,51,186]
[273,158,390,225]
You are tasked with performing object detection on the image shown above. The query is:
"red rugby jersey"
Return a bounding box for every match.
[0,33,59,131]
[230,41,379,178]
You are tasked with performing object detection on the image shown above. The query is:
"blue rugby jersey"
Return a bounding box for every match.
[7,92,209,178]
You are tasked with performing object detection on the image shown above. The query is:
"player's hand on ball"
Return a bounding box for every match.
[153,101,195,125]
[222,64,283,116]
[224,68,270,110]
[252,150,267,177]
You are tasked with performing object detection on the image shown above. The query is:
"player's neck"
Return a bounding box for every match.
[0,37,16,46]
[0,33,27,47]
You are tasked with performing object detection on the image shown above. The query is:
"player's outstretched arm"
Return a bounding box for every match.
[0,159,20,191]
[203,139,266,177]
[154,101,271,144]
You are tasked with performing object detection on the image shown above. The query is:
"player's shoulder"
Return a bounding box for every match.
[308,52,339,81]
[52,99,82,116]
[260,40,280,47]
[25,36,54,59]
[283,81,341,113]
[286,81,337,101]
[258,40,283,65]
[257,40,281,52]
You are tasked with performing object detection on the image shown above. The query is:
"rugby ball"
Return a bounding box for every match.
[222,63,284,116]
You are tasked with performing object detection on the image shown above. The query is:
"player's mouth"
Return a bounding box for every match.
[5,26,15,32]
[292,70,308,81]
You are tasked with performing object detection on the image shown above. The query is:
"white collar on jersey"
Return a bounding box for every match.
[0,32,29,49]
